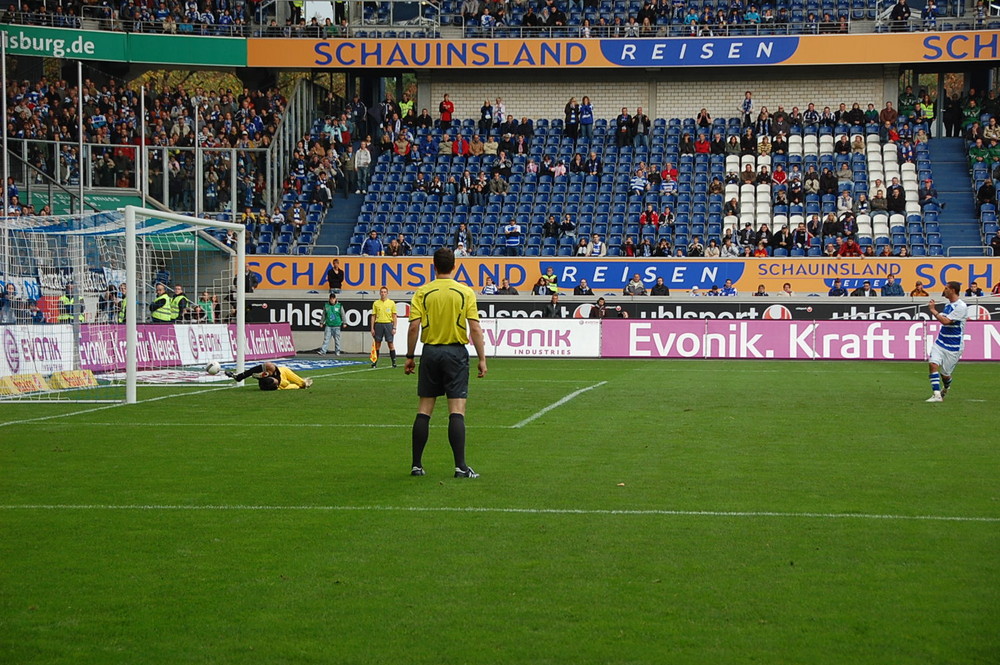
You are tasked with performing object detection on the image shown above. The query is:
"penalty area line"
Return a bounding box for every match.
[0,504,996,523]
[511,381,608,429]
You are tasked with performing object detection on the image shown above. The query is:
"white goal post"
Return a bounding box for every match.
[123,205,246,404]
[0,207,246,404]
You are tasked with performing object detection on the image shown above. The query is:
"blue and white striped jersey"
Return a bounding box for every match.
[934,299,968,352]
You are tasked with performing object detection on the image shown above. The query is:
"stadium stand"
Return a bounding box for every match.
[959,90,1000,253]
[343,99,938,257]
[0,77,340,255]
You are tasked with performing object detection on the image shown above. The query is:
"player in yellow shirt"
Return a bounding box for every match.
[226,362,313,390]
[404,248,488,478]
[371,286,398,368]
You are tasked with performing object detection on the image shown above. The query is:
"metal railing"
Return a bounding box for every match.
[5,137,270,215]
[1,1,440,36]
[267,78,325,213]
[459,20,853,38]
[4,146,100,214]
[7,4,1000,35]
[946,245,993,256]
[5,78,325,217]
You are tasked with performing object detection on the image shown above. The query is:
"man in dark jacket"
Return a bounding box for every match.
[651,277,671,296]
[542,294,562,318]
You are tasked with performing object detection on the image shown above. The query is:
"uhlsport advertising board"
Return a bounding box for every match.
[249,296,1000,331]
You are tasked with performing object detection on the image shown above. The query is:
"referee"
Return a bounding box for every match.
[371,286,398,368]
[405,248,487,478]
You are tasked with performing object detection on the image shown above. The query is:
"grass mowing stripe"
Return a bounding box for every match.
[512,380,608,428]
[1,503,997,523]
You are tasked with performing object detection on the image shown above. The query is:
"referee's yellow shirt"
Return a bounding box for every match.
[372,298,397,323]
[409,279,479,345]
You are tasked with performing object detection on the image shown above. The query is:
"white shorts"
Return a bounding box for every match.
[929,345,962,376]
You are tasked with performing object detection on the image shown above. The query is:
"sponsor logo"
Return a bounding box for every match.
[187,328,200,360]
[486,327,574,356]
[763,304,793,320]
[968,305,992,321]
[2,30,97,58]
[4,329,19,374]
[600,37,798,66]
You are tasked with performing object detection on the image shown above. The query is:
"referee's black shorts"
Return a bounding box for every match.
[373,322,394,342]
[417,344,470,399]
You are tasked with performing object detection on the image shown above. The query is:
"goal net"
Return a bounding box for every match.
[0,207,246,403]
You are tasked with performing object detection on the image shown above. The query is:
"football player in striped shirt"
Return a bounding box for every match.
[926,281,968,403]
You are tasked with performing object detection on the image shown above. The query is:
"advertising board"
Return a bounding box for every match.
[77,323,294,372]
[247,256,1000,296]
[1,325,76,375]
[601,320,1000,361]
[248,297,1000,331]
[246,31,1000,68]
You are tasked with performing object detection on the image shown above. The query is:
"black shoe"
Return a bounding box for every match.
[411,466,426,476]
[454,466,479,478]
[371,362,377,369]
[392,362,398,368]
[224,370,236,379]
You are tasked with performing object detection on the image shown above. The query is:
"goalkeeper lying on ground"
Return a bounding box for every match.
[226,362,313,390]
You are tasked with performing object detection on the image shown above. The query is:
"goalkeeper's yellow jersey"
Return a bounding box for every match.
[277,366,307,389]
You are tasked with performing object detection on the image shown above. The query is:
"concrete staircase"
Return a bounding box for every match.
[316,193,363,254]
[928,138,985,255]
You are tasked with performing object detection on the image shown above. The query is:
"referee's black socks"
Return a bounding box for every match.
[389,349,397,363]
[448,413,466,470]
[411,413,430,467]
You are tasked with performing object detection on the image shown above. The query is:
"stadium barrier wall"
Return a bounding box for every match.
[246,257,1000,296]
[1,323,294,376]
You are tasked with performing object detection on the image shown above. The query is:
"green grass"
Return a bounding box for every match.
[2,359,998,664]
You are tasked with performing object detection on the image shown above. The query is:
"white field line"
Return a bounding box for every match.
[308,366,388,380]
[0,366,385,429]
[0,385,232,429]
[511,381,608,429]
[34,422,498,429]
[0,504,996,523]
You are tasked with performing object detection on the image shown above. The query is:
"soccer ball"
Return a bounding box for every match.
[205,361,222,375]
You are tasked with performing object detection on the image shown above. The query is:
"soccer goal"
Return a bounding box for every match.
[0,206,246,404]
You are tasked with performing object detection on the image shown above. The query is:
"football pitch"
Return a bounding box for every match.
[2,358,998,664]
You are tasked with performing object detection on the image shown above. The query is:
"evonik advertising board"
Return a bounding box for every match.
[1,325,76,375]
[601,320,1000,361]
